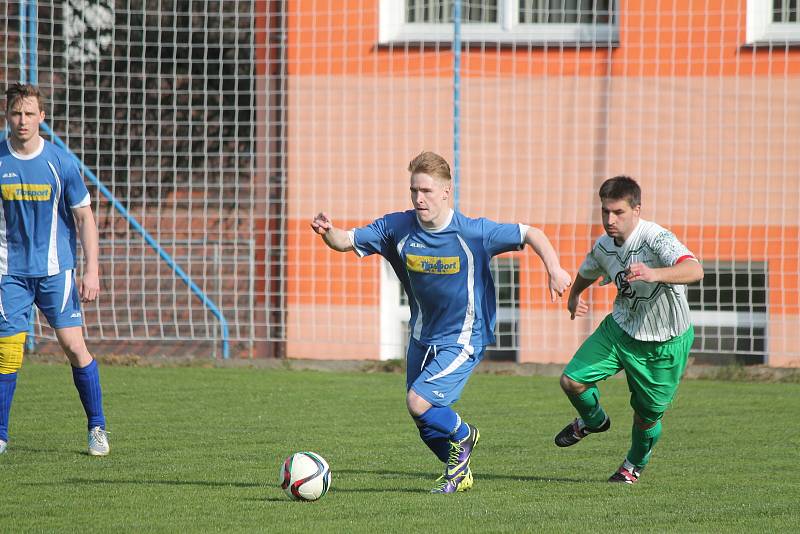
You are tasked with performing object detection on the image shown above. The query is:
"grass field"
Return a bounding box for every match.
[2,362,799,532]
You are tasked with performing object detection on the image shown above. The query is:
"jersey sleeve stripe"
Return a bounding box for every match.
[517,223,529,245]
[348,230,367,257]
[70,192,91,209]
[675,254,697,265]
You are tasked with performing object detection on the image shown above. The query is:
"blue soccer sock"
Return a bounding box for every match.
[417,425,450,463]
[71,359,106,430]
[0,372,18,442]
[415,405,469,442]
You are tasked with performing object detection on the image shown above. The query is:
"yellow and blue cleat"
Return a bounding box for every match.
[431,467,473,494]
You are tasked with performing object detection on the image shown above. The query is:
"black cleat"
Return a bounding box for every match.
[554,415,611,447]
[608,460,642,484]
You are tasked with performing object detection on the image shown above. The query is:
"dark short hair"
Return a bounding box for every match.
[5,83,45,112]
[599,175,641,208]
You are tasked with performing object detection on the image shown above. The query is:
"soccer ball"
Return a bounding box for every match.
[280,451,331,501]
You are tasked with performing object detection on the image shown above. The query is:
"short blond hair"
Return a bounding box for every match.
[407,151,451,183]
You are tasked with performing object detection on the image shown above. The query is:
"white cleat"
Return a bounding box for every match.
[0,439,6,454]
[88,426,110,456]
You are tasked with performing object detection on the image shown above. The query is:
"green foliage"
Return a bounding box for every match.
[2,365,798,532]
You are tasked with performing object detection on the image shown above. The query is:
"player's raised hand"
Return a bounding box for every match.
[625,262,656,283]
[548,267,572,303]
[80,272,100,303]
[311,212,333,235]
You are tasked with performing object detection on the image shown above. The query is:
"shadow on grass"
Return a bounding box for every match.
[26,477,425,495]
[20,478,264,488]
[20,469,588,492]
[334,468,588,484]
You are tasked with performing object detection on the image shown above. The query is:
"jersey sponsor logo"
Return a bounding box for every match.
[409,242,426,248]
[2,172,18,179]
[406,254,460,275]
[614,270,637,298]
[1,183,52,201]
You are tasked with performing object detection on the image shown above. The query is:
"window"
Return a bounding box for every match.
[379,0,618,45]
[484,256,520,361]
[686,262,768,365]
[380,256,520,361]
[746,0,800,44]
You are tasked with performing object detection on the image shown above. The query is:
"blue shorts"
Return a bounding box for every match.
[0,270,84,336]
[406,338,484,407]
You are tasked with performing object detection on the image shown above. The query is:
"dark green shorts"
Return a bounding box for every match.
[564,315,694,422]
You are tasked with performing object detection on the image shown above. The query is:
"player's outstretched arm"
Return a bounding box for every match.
[72,205,100,302]
[626,259,704,285]
[567,274,595,320]
[311,212,354,252]
[523,226,572,302]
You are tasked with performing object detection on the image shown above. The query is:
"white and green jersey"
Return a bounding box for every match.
[579,219,697,342]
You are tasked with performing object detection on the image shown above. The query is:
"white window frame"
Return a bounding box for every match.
[379,0,617,45]
[747,0,800,44]
[688,261,768,362]
[380,259,410,360]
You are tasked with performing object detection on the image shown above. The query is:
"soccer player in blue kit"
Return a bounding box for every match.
[0,84,109,456]
[311,151,572,493]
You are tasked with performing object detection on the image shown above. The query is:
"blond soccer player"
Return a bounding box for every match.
[312,151,571,493]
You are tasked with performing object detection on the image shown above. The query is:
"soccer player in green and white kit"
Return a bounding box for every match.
[554,176,703,484]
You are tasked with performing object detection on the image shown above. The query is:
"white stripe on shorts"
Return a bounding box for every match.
[425,346,472,383]
[61,269,73,313]
[0,275,5,320]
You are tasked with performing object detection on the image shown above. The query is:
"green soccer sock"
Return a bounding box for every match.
[567,385,607,429]
[627,420,662,468]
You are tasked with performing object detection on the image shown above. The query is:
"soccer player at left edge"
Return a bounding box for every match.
[0,83,109,456]
[311,151,571,493]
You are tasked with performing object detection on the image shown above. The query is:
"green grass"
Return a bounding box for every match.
[2,364,799,533]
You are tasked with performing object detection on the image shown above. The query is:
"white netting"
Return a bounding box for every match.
[1,1,798,365]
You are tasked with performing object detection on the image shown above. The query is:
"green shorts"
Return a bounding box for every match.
[564,315,694,423]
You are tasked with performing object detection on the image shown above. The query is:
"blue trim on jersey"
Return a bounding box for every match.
[353,210,523,347]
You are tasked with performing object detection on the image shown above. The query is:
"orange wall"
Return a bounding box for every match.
[284,2,800,365]
[287,1,800,76]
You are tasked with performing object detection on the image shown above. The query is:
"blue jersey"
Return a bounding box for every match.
[0,138,90,276]
[352,209,526,349]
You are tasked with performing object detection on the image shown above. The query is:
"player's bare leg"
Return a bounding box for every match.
[56,327,109,456]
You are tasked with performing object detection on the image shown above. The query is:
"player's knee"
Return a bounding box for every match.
[560,373,587,396]
[634,411,662,429]
[0,333,26,374]
[406,389,431,418]
[57,335,91,365]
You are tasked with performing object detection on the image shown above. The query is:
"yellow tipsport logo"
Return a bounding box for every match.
[406,254,460,275]
[2,183,51,201]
